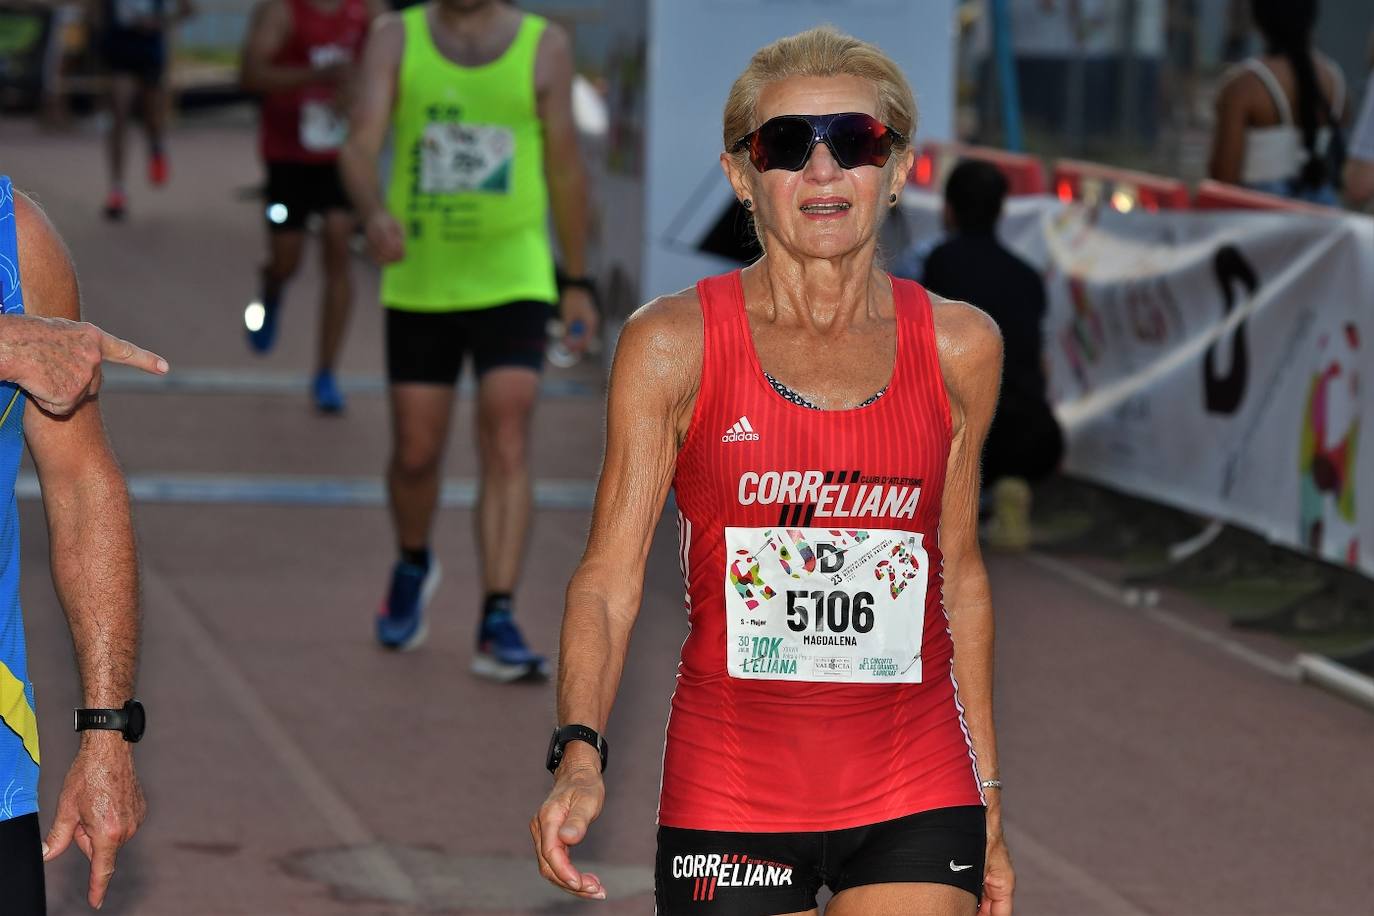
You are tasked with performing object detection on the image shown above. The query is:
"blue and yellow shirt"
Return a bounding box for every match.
[0,176,36,822]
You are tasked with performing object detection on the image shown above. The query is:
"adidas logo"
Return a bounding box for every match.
[722,416,760,443]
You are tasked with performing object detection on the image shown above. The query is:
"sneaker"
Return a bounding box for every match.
[246,273,282,354]
[473,610,548,682]
[103,190,126,221]
[149,152,168,186]
[985,477,1033,552]
[312,370,345,414]
[376,558,441,651]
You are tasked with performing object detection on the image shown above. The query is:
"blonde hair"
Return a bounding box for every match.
[722,26,917,164]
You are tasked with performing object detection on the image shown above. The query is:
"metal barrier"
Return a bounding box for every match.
[1191,178,1339,214]
[1051,158,1191,212]
[908,141,1046,195]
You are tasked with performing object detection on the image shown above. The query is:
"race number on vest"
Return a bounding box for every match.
[724,526,928,684]
[419,123,515,194]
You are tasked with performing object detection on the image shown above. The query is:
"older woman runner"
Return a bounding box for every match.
[533,28,1013,916]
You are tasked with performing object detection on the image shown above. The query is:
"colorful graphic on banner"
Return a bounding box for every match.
[895,193,1374,578]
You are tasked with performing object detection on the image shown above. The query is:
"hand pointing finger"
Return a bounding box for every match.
[98,330,168,375]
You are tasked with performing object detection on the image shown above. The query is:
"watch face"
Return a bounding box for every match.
[545,727,563,773]
[124,700,146,742]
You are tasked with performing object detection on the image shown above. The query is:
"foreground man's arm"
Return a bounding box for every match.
[15,192,146,911]
[0,312,166,416]
[935,299,1015,916]
[532,295,698,899]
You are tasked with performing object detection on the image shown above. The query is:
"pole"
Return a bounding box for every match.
[991,0,1024,151]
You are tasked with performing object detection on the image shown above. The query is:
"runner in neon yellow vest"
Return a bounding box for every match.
[383,6,555,309]
[339,0,595,679]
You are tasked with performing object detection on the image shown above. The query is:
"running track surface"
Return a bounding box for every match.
[4,113,1372,915]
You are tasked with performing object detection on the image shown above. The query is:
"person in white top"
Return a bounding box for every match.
[1343,33,1374,208]
[1208,0,1347,205]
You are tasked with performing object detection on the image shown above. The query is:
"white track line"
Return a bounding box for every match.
[1002,822,1149,915]
[1024,551,1301,682]
[142,567,419,903]
[16,473,597,509]
[101,366,596,398]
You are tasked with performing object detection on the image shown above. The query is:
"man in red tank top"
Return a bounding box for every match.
[533,27,1015,916]
[239,0,382,412]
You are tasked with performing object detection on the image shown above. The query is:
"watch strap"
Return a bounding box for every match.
[74,706,128,733]
[74,699,144,742]
[548,724,608,774]
[559,275,596,294]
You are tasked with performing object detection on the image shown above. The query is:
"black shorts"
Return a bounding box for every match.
[655,806,985,916]
[102,30,166,81]
[0,813,46,915]
[385,301,550,384]
[264,161,352,232]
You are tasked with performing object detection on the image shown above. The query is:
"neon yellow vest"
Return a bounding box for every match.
[382,8,557,311]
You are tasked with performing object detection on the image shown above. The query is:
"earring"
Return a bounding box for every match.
[889,193,898,204]
[742,199,753,209]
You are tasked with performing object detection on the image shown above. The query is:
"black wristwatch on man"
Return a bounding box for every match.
[74,699,146,743]
[546,724,608,774]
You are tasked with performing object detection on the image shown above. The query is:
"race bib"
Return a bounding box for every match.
[299,101,347,152]
[419,122,514,194]
[724,526,928,684]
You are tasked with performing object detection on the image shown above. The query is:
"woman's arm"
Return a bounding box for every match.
[532,291,702,899]
[1209,72,1250,184]
[1343,72,1374,208]
[934,298,1013,916]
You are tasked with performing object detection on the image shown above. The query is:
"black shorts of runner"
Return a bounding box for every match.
[264,161,352,233]
[385,301,550,383]
[0,813,46,915]
[102,29,166,82]
[655,805,985,916]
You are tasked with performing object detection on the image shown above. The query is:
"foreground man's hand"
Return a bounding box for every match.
[43,733,147,910]
[0,314,168,415]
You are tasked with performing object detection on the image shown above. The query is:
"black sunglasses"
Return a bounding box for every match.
[730,112,906,172]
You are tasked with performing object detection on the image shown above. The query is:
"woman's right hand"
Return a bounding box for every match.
[531,754,608,900]
[364,210,406,265]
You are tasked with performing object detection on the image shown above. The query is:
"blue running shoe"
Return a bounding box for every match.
[376,559,441,651]
[246,275,282,354]
[312,370,346,414]
[473,610,548,682]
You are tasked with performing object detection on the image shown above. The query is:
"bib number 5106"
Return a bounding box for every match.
[786,590,874,634]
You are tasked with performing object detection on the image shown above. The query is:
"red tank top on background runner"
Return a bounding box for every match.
[259,0,370,164]
[660,270,984,833]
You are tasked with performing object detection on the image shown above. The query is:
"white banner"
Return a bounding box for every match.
[896,192,1374,577]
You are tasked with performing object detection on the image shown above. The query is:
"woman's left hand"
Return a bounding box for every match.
[979,829,1014,916]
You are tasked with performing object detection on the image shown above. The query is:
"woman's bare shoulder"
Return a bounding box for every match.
[930,294,1002,373]
[612,286,704,391]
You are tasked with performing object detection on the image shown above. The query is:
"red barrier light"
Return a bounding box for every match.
[915,152,934,186]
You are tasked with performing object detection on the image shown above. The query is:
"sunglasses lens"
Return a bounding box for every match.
[753,117,814,171]
[828,114,893,169]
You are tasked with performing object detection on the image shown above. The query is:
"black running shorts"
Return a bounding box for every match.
[263,161,352,233]
[102,29,166,82]
[385,301,550,384]
[655,806,985,915]
[0,813,46,915]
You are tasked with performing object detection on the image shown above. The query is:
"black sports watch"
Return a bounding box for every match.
[74,699,145,743]
[545,724,608,774]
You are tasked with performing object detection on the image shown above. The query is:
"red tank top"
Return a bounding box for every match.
[259,0,370,164]
[660,270,984,833]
